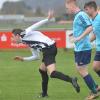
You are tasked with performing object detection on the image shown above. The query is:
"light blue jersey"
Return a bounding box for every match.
[92,14,100,51]
[73,11,92,51]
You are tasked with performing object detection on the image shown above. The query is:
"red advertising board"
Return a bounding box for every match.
[42,30,66,48]
[0,32,26,49]
[0,30,66,49]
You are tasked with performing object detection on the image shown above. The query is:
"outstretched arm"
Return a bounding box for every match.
[25,19,49,33]
[25,11,54,33]
[14,48,40,61]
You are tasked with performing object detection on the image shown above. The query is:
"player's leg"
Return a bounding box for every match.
[75,50,99,99]
[43,44,80,93]
[93,61,100,76]
[92,52,100,92]
[93,51,100,77]
[46,63,80,93]
[76,66,97,93]
[47,63,72,83]
[93,61,100,92]
[39,63,49,97]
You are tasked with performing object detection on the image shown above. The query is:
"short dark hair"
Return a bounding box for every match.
[12,29,23,36]
[66,0,76,4]
[84,1,97,11]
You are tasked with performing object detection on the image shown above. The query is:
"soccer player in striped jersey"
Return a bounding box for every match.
[12,11,80,98]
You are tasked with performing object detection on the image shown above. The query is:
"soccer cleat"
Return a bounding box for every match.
[86,92,99,100]
[71,77,80,93]
[38,93,48,98]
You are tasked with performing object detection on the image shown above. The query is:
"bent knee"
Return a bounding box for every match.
[50,71,56,78]
[76,67,88,77]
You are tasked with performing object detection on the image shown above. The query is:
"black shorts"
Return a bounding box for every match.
[74,50,91,66]
[94,51,100,61]
[42,43,57,66]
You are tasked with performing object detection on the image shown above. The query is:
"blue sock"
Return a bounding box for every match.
[92,79,98,88]
[84,74,97,93]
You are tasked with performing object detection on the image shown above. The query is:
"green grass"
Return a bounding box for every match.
[0,22,72,30]
[0,49,99,100]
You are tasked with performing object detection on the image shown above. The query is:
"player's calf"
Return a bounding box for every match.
[39,69,49,97]
[93,53,100,77]
[93,63,100,77]
[50,71,72,82]
[47,64,72,83]
[94,69,100,77]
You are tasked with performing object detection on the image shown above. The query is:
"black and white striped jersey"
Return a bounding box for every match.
[21,18,55,51]
[20,18,55,61]
[21,31,55,51]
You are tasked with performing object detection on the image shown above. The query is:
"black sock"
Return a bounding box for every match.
[39,69,49,96]
[50,71,72,83]
[96,70,100,77]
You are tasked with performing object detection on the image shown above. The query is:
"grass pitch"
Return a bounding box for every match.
[0,49,99,100]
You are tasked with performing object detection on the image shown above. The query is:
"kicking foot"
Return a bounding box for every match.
[71,77,80,93]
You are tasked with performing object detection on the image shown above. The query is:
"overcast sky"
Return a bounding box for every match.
[0,0,21,9]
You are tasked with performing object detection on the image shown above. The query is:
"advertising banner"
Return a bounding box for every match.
[0,30,66,49]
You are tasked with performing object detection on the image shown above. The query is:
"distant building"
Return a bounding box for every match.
[0,1,34,16]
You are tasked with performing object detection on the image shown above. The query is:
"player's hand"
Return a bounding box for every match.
[69,34,75,43]
[70,37,76,43]
[70,37,80,43]
[47,10,54,20]
[14,56,24,61]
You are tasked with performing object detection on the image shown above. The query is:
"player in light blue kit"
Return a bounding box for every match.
[66,0,99,99]
[84,0,100,87]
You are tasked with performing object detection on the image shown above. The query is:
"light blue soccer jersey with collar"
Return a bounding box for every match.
[73,11,92,51]
[92,14,100,51]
